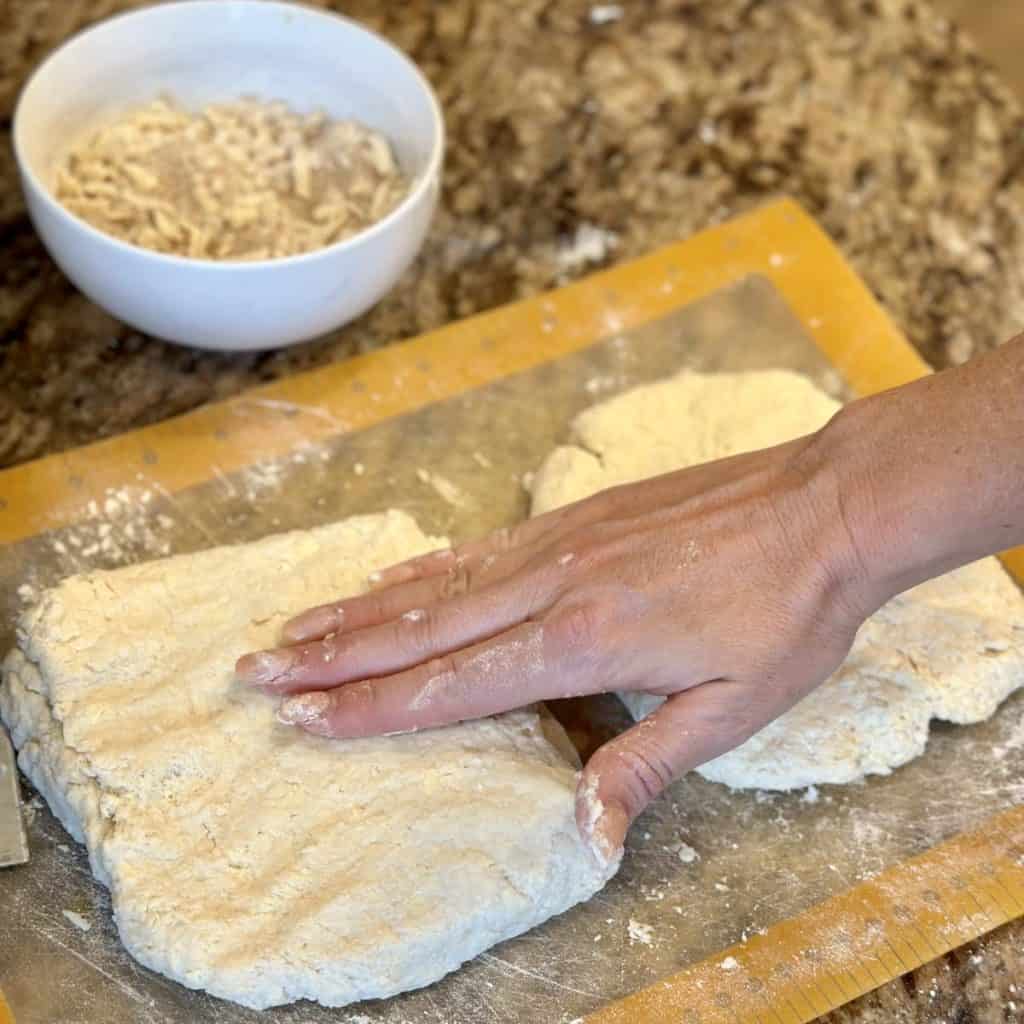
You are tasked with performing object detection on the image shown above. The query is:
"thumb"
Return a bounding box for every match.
[576,680,758,866]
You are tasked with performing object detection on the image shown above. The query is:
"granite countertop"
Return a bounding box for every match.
[2,0,1024,467]
[1,1,1023,1020]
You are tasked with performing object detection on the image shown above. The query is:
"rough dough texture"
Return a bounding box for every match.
[0,510,612,1009]
[531,369,1024,790]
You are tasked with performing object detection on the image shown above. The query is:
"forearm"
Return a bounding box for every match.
[825,334,1024,607]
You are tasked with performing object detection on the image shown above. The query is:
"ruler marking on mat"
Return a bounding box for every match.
[584,805,1024,1024]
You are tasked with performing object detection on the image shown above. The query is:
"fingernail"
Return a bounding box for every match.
[235,648,299,685]
[366,570,384,587]
[277,690,332,727]
[281,604,343,644]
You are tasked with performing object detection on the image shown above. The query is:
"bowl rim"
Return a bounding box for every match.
[12,0,445,273]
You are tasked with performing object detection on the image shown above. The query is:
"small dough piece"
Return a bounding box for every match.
[0,510,613,1009]
[531,369,1024,790]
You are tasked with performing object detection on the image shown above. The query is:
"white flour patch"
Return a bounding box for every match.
[584,375,619,395]
[408,669,457,712]
[720,956,739,971]
[674,841,699,864]
[236,441,333,503]
[62,909,92,932]
[416,469,468,509]
[992,706,1024,760]
[589,4,623,24]
[556,222,619,276]
[49,487,177,568]
[578,772,618,869]
[627,919,654,946]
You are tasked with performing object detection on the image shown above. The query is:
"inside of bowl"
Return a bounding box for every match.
[16,1,439,195]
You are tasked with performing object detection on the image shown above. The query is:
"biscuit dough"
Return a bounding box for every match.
[0,510,612,1009]
[530,369,1024,789]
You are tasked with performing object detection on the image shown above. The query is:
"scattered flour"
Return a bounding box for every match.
[415,469,468,509]
[585,374,619,395]
[992,709,1024,760]
[627,919,654,946]
[49,486,177,566]
[589,4,623,24]
[62,909,92,932]
[674,842,699,864]
[556,222,619,276]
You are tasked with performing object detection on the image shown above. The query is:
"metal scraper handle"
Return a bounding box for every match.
[0,725,28,867]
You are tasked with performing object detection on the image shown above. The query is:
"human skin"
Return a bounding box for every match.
[237,335,1024,864]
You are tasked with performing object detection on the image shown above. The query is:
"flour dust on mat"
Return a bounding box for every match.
[0,510,614,1009]
[529,369,1024,789]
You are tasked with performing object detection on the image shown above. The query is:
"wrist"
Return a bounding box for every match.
[779,416,889,628]
[813,383,976,609]
[806,338,1024,616]
[812,398,906,612]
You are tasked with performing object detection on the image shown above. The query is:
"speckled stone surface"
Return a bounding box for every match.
[1,2,1023,1020]
[1,0,1024,467]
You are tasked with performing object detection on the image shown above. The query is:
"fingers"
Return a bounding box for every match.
[276,466,714,649]
[352,503,586,595]
[577,681,761,866]
[273,620,586,739]
[308,447,783,642]
[362,522,537,592]
[238,575,546,695]
[363,545,460,591]
[280,548,517,647]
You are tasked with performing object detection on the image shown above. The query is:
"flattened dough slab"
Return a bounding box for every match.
[0,510,611,1009]
[530,369,1024,790]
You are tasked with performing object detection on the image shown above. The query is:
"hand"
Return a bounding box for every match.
[236,427,876,865]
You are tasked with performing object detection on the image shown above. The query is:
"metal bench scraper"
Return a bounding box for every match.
[0,726,28,867]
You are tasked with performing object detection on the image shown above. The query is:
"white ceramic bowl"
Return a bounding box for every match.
[13,1,443,351]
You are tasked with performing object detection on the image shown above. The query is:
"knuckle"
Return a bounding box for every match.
[398,607,439,654]
[312,634,346,667]
[616,746,676,804]
[545,599,607,664]
[423,653,458,684]
[586,742,676,820]
[440,558,474,599]
[363,589,398,623]
[491,525,522,553]
[344,680,375,708]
